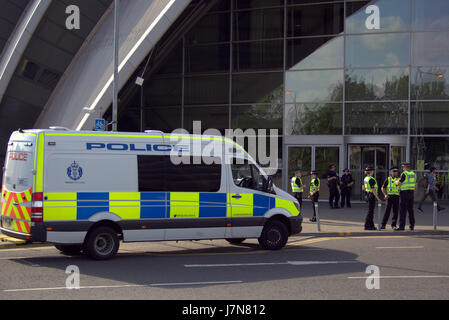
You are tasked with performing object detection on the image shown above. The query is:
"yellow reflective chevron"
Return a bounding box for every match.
[170,192,199,218]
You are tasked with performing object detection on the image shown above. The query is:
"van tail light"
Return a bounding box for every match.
[31,192,43,222]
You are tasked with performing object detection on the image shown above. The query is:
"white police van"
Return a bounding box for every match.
[1,128,302,260]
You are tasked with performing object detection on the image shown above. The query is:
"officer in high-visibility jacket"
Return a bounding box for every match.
[308,171,320,222]
[291,170,304,210]
[362,167,382,230]
[381,167,400,229]
[395,162,416,231]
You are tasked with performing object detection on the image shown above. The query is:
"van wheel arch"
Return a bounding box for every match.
[265,214,292,236]
[85,220,123,241]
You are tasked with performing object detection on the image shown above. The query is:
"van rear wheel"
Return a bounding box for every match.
[258,220,288,250]
[83,226,120,260]
[226,238,246,245]
[55,244,83,256]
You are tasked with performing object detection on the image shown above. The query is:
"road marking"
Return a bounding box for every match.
[3,281,243,293]
[375,246,424,249]
[185,260,360,268]
[348,275,449,279]
[0,246,53,252]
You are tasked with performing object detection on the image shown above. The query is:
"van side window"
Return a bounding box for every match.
[138,156,221,192]
[231,159,267,192]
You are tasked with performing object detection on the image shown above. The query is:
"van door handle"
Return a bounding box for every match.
[232,194,242,199]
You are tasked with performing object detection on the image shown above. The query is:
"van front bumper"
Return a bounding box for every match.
[289,215,303,235]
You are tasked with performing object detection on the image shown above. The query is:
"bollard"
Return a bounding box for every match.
[433,201,438,231]
[377,202,382,230]
[315,203,321,232]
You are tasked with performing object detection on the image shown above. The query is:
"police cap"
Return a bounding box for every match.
[310,170,318,175]
[365,166,375,171]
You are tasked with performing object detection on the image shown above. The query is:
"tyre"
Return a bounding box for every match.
[226,238,246,245]
[54,244,83,256]
[83,226,120,260]
[258,220,288,250]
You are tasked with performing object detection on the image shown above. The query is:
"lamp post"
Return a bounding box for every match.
[112,0,119,132]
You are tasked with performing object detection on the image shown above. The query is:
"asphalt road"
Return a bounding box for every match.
[0,234,448,300]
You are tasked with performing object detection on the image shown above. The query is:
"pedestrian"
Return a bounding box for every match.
[395,162,416,231]
[436,171,445,200]
[327,164,340,209]
[417,167,445,213]
[308,171,320,222]
[362,167,382,230]
[291,169,304,210]
[381,167,400,229]
[340,168,354,208]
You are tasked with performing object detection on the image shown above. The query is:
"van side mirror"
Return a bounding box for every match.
[266,176,274,193]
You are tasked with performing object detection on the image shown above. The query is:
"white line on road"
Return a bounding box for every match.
[185,260,360,268]
[375,246,424,249]
[348,275,449,279]
[3,281,243,293]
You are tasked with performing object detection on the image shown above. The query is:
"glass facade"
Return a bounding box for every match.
[113,0,449,201]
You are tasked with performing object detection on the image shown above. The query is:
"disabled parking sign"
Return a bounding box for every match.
[94,119,105,131]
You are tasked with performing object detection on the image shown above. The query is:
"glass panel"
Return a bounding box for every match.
[345,68,409,101]
[210,0,231,12]
[155,42,182,75]
[231,104,283,130]
[348,145,363,201]
[144,77,182,106]
[288,0,343,4]
[185,44,230,73]
[391,146,406,168]
[345,102,408,134]
[287,36,343,70]
[411,102,449,135]
[143,107,181,132]
[411,137,449,173]
[185,13,230,45]
[412,32,449,66]
[287,3,344,37]
[233,40,283,71]
[184,106,229,134]
[234,0,284,10]
[185,75,229,105]
[411,67,449,100]
[288,146,312,195]
[234,8,284,41]
[412,0,449,31]
[285,103,342,135]
[315,147,340,201]
[375,146,388,195]
[232,72,283,104]
[346,33,410,67]
[285,70,343,102]
[346,0,410,34]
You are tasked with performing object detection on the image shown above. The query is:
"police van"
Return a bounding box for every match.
[1,128,302,260]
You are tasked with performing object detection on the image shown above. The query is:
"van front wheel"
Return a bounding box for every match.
[83,226,120,260]
[258,220,288,250]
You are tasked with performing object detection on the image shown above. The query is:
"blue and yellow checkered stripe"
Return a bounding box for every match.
[43,192,299,221]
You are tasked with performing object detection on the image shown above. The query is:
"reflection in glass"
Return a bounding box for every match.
[411,67,449,100]
[346,33,410,67]
[155,42,182,75]
[345,68,409,101]
[285,103,342,135]
[232,72,283,104]
[184,106,229,134]
[346,0,410,34]
[185,13,230,44]
[287,36,343,70]
[411,137,449,171]
[285,70,343,102]
[144,107,181,132]
[391,146,406,168]
[287,3,344,37]
[233,40,283,71]
[144,77,182,106]
[345,102,408,134]
[412,0,449,31]
[185,44,230,73]
[411,102,449,135]
[234,8,284,41]
[413,32,449,66]
[231,104,283,130]
[185,75,229,105]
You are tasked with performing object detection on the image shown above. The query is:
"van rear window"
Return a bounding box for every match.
[3,141,35,192]
[138,155,221,192]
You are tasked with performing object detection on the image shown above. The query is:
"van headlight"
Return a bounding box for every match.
[294,201,301,213]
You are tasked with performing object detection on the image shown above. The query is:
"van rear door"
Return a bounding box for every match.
[1,132,36,235]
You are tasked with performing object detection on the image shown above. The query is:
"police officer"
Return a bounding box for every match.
[381,167,400,229]
[340,168,354,208]
[308,171,320,222]
[395,162,416,231]
[327,164,340,209]
[291,170,304,210]
[362,167,382,230]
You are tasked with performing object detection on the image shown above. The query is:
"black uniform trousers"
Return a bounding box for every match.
[340,187,352,208]
[399,190,415,229]
[311,192,319,218]
[294,192,303,209]
[381,195,399,227]
[329,187,339,208]
[365,193,376,229]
